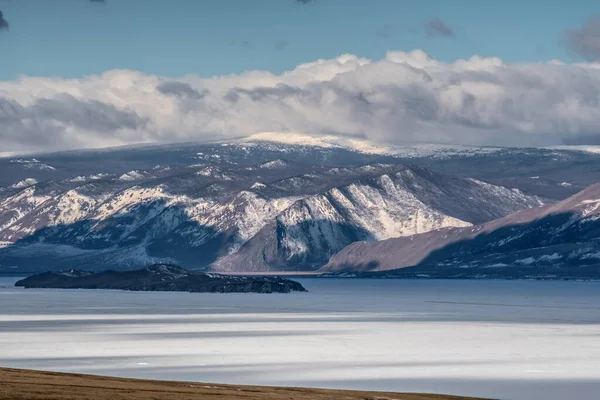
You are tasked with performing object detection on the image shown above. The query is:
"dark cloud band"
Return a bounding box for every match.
[157,82,207,100]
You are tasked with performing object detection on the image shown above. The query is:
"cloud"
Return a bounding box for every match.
[157,81,206,100]
[426,17,454,38]
[275,39,290,50]
[0,10,9,32]
[295,0,315,4]
[565,16,600,60]
[0,94,147,151]
[4,51,600,153]
[376,25,392,39]
[229,39,253,49]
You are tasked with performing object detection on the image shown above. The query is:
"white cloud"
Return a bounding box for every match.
[2,50,600,153]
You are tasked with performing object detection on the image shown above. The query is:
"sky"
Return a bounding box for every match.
[2,0,600,153]
[2,0,600,80]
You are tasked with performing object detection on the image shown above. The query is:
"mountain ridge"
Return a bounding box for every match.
[3,133,600,200]
[323,182,600,279]
[0,161,541,274]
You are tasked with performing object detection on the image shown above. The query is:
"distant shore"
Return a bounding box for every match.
[0,367,487,400]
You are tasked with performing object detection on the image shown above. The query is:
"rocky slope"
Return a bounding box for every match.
[323,183,600,279]
[15,264,307,293]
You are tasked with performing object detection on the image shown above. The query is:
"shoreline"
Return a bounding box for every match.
[5,271,600,280]
[0,367,488,400]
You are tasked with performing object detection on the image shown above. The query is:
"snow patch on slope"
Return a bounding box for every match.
[119,171,147,181]
[195,166,233,180]
[470,178,545,207]
[69,174,111,182]
[259,159,289,169]
[10,158,56,171]
[11,178,38,189]
[50,190,101,226]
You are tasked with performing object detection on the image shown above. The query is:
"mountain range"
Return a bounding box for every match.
[1,132,600,277]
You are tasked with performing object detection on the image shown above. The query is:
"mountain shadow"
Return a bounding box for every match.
[212,219,376,273]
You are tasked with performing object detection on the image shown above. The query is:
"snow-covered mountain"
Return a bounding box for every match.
[0,157,541,273]
[214,167,541,272]
[323,183,600,279]
[6,132,600,275]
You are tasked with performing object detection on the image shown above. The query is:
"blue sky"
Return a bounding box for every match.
[1,0,599,80]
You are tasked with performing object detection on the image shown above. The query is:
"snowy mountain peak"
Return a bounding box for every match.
[242,132,347,149]
[118,171,147,181]
[240,131,503,158]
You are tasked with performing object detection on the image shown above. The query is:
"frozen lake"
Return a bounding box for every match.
[1,277,600,400]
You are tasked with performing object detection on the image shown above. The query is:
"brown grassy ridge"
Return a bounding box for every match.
[0,367,490,400]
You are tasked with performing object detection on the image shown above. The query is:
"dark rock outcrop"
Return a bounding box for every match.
[14,264,307,294]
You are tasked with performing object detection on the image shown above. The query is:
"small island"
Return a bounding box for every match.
[14,264,307,294]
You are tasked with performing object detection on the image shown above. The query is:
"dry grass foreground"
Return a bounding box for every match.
[0,367,490,400]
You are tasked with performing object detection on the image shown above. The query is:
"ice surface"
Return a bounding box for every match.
[1,278,599,400]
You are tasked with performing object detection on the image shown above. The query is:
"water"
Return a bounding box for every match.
[1,277,600,400]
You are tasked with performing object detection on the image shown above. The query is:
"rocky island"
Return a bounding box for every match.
[14,264,307,294]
